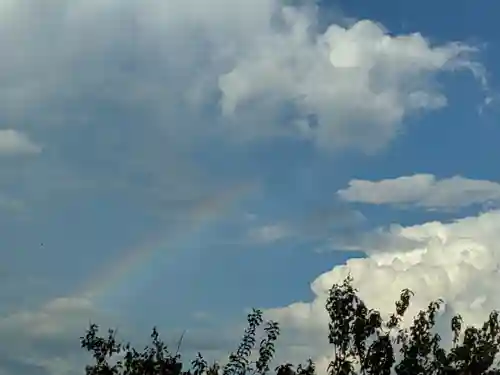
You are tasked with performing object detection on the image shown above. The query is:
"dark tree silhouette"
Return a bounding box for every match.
[81,276,500,375]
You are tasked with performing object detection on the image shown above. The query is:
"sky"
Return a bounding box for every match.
[1,0,500,374]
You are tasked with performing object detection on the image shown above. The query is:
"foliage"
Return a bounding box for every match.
[81,309,280,375]
[81,276,500,375]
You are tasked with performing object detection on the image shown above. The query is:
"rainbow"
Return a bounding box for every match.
[76,182,258,300]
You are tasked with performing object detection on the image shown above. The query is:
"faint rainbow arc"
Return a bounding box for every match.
[76,182,257,300]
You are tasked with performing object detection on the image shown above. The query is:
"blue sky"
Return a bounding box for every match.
[1,0,500,374]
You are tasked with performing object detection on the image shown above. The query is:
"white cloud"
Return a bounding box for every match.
[337,174,500,210]
[0,130,41,156]
[0,1,487,155]
[265,210,500,371]
[218,12,484,151]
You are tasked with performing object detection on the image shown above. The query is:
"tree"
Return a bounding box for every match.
[81,276,500,375]
[80,309,281,375]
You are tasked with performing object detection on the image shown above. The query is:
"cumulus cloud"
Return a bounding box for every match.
[218,12,484,151]
[0,130,41,156]
[337,174,500,210]
[265,210,500,369]
[0,0,487,155]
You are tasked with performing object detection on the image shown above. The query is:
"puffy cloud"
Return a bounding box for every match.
[218,13,484,151]
[337,174,500,210]
[0,130,41,156]
[0,0,487,154]
[265,210,500,369]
